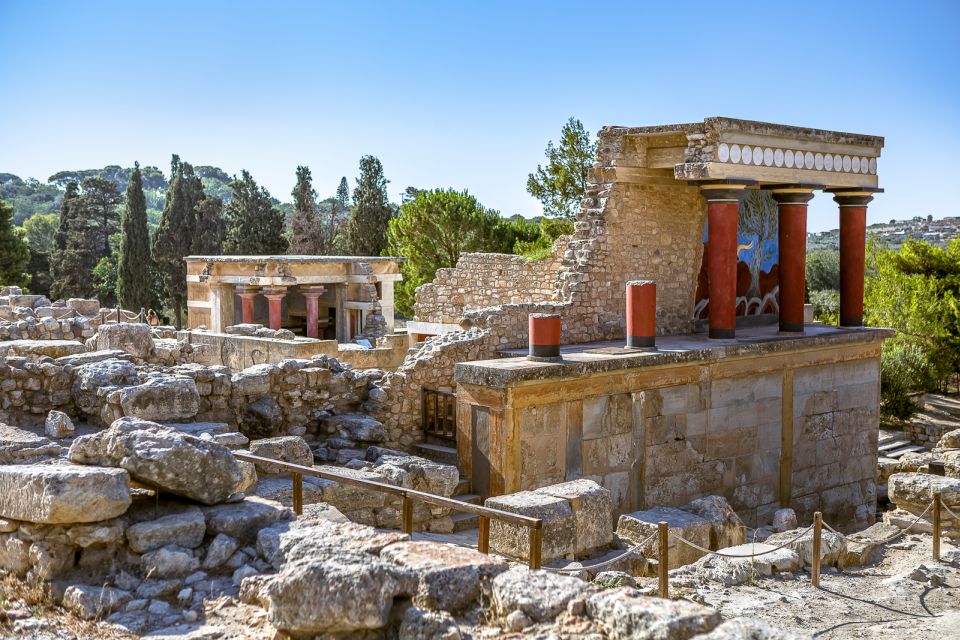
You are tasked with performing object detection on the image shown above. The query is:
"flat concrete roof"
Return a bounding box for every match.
[455,324,893,388]
[185,255,402,263]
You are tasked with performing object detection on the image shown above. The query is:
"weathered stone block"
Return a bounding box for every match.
[616,506,711,569]
[485,491,575,563]
[126,508,206,553]
[535,479,613,558]
[0,464,130,524]
[118,376,200,422]
[248,436,313,474]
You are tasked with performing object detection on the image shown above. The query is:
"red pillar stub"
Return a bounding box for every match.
[528,313,561,361]
[301,287,326,339]
[771,186,818,334]
[828,188,882,328]
[625,280,656,349]
[701,182,753,340]
[237,287,259,325]
[263,289,287,331]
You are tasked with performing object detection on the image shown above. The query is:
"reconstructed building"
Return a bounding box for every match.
[405,117,889,529]
[184,256,402,341]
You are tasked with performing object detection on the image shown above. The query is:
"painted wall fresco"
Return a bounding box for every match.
[694,189,779,320]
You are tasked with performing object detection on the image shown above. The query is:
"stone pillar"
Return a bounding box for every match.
[301,287,326,339]
[334,284,348,343]
[828,188,882,327]
[771,186,818,333]
[625,280,656,348]
[237,287,259,325]
[209,284,235,333]
[263,289,287,331]
[528,313,561,361]
[701,183,751,339]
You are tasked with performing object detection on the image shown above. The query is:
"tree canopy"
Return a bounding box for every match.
[346,156,393,256]
[117,162,155,311]
[223,170,288,255]
[0,199,30,288]
[526,117,596,220]
[289,166,321,254]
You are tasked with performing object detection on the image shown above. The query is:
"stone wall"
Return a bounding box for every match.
[415,251,564,324]
[455,331,885,529]
[0,358,74,426]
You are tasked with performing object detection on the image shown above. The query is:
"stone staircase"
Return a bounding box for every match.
[414,438,481,532]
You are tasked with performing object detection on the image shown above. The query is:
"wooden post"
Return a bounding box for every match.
[812,512,823,588]
[401,496,414,534]
[934,492,942,561]
[478,516,490,554]
[658,521,669,599]
[528,526,542,570]
[292,472,303,516]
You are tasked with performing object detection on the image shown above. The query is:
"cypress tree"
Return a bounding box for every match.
[50,182,97,300]
[0,200,29,288]
[223,170,288,254]
[80,176,122,259]
[117,162,154,311]
[152,156,204,328]
[289,166,321,254]
[192,196,225,255]
[346,156,393,256]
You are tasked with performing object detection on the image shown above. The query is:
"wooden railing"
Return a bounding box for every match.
[233,451,544,569]
[422,388,456,441]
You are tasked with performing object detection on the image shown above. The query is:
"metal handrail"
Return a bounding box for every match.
[233,451,544,569]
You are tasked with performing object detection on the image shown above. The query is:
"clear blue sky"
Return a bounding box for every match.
[1,0,957,232]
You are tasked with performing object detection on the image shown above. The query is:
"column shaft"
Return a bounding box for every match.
[771,188,816,333]
[264,290,287,331]
[829,189,880,327]
[237,288,259,325]
[302,287,326,339]
[701,184,749,339]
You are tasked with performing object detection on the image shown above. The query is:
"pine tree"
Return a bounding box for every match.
[223,170,289,254]
[326,176,350,254]
[192,196,225,254]
[50,182,97,300]
[79,176,122,259]
[152,156,205,328]
[0,200,29,288]
[289,166,321,254]
[117,162,154,311]
[526,117,596,220]
[346,156,393,256]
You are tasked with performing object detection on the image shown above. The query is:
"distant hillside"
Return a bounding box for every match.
[808,215,960,251]
[0,164,235,228]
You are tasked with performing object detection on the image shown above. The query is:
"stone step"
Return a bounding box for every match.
[451,512,479,532]
[878,431,908,447]
[413,442,459,467]
[925,394,960,418]
[879,439,912,452]
[453,477,472,497]
[886,444,926,458]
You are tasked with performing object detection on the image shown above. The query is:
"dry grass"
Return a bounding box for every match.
[0,573,134,640]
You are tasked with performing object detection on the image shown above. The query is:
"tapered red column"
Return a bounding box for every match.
[701,183,751,339]
[263,289,287,331]
[237,287,259,324]
[771,186,818,333]
[828,188,882,327]
[301,287,326,338]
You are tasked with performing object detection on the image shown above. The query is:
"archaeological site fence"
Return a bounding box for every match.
[232,451,545,568]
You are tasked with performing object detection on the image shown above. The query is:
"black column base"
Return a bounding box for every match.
[529,344,560,358]
[708,327,736,340]
[779,321,805,333]
[626,335,655,348]
[839,316,863,328]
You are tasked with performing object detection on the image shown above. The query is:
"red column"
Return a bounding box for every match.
[263,289,287,331]
[828,188,882,327]
[771,187,817,333]
[701,184,750,339]
[301,287,326,338]
[528,313,561,360]
[626,280,656,348]
[237,288,258,324]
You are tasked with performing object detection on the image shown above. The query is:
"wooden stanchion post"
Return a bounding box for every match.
[934,492,942,561]
[478,516,490,554]
[658,521,669,599]
[812,512,822,588]
[401,496,413,534]
[292,472,303,516]
[528,526,542,570]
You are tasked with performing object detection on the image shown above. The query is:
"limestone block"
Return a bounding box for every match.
[72,358,138,416]
[126,508,206,553]
[93,322,154,359]
[772,508,797,533]
[764,527,846,568]
[68,417,251,505]
[230,363,274,396]
[323,413,387,444]
[63,585,131,619]
[491,566,593,623]
[535,479,613,558]
[372,453,459,496]
[119,376,200,422]
[937,428,960,450]
[380,540,508,612]
[0,464,130,524]
[240,396,282,439]
[248,436,314,474]
[141,544,200,578]
[0,423,62,464]
[44,410,75,439]
[66,298,101,317]
[616,506,711,569]
[679,543,800,586]
[586,588,720,639]
[485,491,575,563]
[202,496,294,543]
[681,495,745,550]
[2,339,85,358]
[889,472,960,509]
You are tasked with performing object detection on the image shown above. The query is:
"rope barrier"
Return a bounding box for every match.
[543,530,659,574]
[671,523,816,559]
[941,501,960,521]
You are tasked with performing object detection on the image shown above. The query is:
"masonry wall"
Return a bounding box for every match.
[456,337,882,529]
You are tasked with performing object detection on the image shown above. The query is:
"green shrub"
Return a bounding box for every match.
[880,339,934,420]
